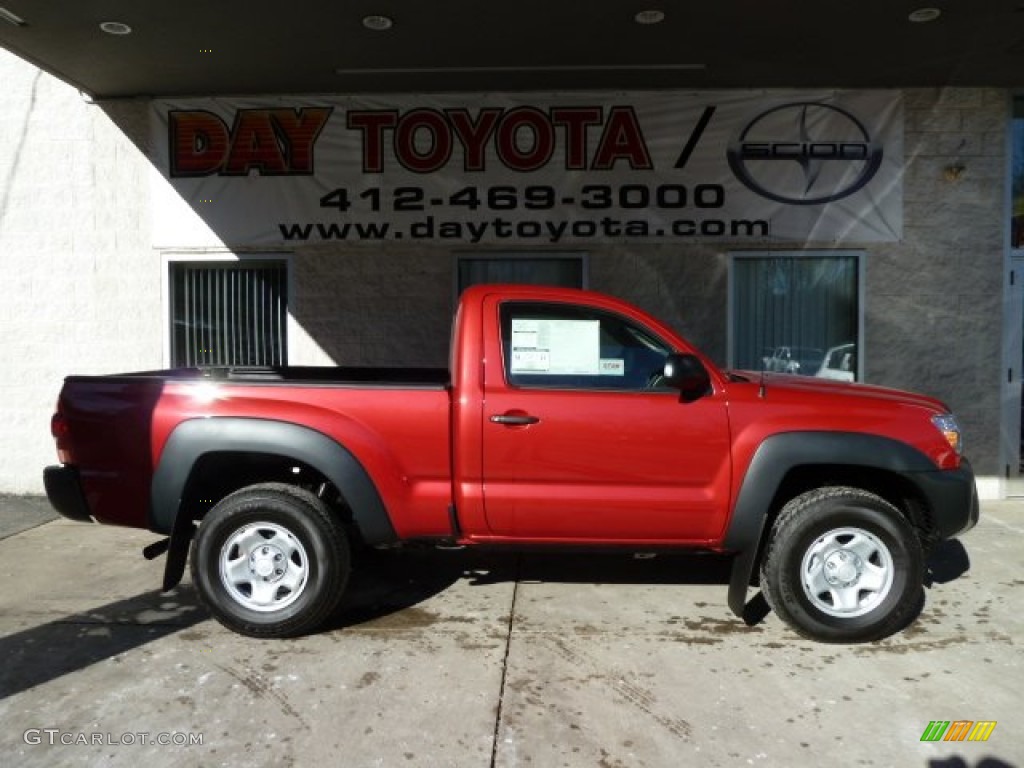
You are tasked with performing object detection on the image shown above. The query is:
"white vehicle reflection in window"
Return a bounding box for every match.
[761,346,824,376]
[816,343,856,382]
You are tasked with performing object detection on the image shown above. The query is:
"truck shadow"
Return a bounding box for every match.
[331,540,971,633]
[331,547,737,631]
[0,586,206,700]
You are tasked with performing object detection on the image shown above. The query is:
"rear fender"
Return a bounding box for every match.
[152,418,395,589]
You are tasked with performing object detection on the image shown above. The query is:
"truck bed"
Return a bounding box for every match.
[53,366,454,535]
[68,366,451,388]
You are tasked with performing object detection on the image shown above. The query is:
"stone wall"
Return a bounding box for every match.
[870,88,1006,483]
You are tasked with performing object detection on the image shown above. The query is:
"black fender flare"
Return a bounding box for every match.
[151,417,397,590]
[724,431,937,620]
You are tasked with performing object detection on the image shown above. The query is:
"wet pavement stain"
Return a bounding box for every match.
[353,607,441,630]
[668,635,721,646]
[455,631,503,651]
[853,636,969,654]
[356,670,380,688]
[682,616,761,634]
[348,606,484,631]
[855,628,1015,655]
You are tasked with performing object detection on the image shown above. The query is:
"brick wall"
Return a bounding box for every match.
[0,50,160,493]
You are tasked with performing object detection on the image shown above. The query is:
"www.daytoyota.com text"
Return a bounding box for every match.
[279,183,770,243]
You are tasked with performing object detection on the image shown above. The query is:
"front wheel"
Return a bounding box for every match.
[759,487,924,643]
[191,483,350,638]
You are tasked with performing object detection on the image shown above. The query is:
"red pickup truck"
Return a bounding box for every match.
[44,285,978,643]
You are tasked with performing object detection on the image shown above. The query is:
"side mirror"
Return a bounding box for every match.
[662,353,711,402]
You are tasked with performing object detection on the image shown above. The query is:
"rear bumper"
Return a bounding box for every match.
[912,458,979,540]
[43,465,93,523]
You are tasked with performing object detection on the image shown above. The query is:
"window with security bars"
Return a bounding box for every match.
[170,261,288,367]
[456,253,585,295]
[731,253,860,381]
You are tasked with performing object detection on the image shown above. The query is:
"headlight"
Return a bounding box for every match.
[931,413,962,455]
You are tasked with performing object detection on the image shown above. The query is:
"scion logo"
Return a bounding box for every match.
[727,102,883,205]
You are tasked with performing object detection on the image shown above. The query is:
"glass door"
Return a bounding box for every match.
[1006,99,1024,495]
[1006,258,1024,495]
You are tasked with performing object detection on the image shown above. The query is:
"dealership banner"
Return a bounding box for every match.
[150,90,903,247]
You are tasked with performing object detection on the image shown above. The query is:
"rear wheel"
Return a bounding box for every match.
[759,487,923,643]
[191,483,350,638]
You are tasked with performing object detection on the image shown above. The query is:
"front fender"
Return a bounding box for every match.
[723,431,940,619]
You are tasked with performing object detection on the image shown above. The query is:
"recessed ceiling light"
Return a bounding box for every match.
[362,15,393,31]
[634,9,665,25]
[0,6,26,26]
[99,20,132,35]
[908,8,941,23]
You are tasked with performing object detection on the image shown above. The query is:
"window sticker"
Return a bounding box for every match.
[599,358,625,376]
[510,318,600,375]
[511,349,551,372]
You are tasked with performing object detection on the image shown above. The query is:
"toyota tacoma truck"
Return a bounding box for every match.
[43,284,978,643]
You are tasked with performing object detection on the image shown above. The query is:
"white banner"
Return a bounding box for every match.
[150,90,903,247]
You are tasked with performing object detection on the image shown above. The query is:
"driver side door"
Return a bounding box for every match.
[480,300,731,542]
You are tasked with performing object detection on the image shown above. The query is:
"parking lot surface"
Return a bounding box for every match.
[0,497,1020,768]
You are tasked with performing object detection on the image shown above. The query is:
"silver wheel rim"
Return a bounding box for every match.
[800,526,894,618]
[219,522,309,613]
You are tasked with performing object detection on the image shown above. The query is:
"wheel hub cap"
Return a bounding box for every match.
[250,544,286,581]
[824,550,862,587]
[219,522,309,613]
[800,526,895,619]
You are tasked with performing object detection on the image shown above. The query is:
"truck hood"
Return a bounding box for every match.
[731,371,950,413]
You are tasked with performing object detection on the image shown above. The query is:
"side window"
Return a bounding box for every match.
[500,303,672,391]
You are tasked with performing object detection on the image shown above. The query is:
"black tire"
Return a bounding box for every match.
[190,483,350,638]
[759,486,924,643]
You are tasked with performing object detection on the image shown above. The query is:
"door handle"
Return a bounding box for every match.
[490,413,540,426]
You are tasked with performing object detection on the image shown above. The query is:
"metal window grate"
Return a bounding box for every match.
[732,254,859,379]
[170,261,287,367]
[457,255,585,295]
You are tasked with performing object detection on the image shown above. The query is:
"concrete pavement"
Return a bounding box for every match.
[0,498,1020,768]
[0,494,57,539]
